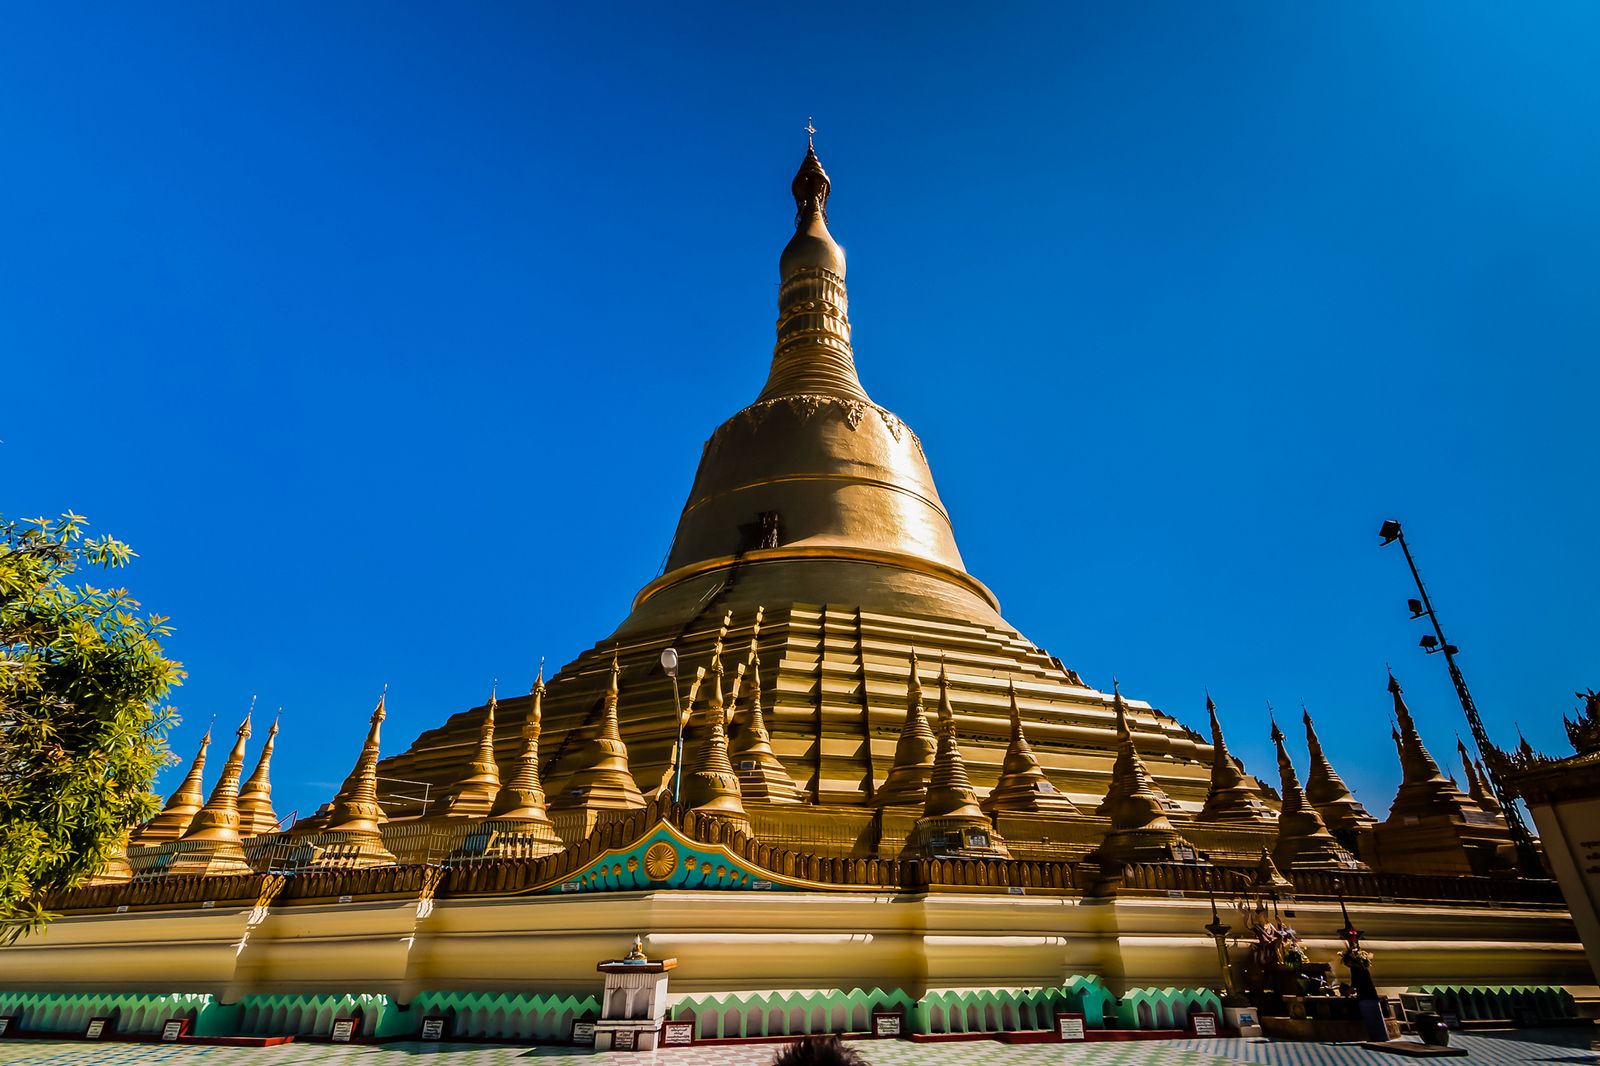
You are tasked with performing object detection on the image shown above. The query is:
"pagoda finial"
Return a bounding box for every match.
[1388,672,1446,784]
[549,648,645,814]
[681,614,750,829]
[728,607,803,804]
[488,668,553,823]
[1197,693,1273,823]
[905,656,1010,858]
[238,713,281,836]
[1268,709,1359,871]
[323,696,390,838]
[1090,683,1193,865]
[874,648,938,807]
[180,713,252,846]
[1299,704,1374,845]
[129,728,212,846]
[442,684,504,817]
[982,679,1075,815]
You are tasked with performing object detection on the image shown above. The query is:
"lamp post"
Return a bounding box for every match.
[661,648,684,802]
[1378,519,1541,876]
[1205,875,1236,999]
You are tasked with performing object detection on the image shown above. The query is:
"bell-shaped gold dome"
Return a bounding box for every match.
[624,145,997,635]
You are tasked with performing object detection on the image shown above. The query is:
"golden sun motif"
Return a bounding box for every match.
[643,842,678,881]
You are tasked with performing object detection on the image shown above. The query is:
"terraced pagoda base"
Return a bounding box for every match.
[6,798,1586,1001]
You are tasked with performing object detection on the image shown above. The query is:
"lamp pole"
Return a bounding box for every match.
[661,648,684,803]
[1378,520,1541,875]
[1205,875,1236,999]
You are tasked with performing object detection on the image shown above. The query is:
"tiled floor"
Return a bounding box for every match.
[0,1032,1593,1066]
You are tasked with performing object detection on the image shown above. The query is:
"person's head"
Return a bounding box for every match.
[771,1035,871,1066]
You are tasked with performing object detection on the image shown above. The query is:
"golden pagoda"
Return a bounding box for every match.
[1268,717,1362,872]
[147,715,256,878]
[1301,706,1374,852]
[547,651,645,831]
[371,144,1220,821]
[1250,846,1295,891]
[1196,695,1275,823]
[237,715,281,837]
[437,686,503,819]
[981,681,1075,814]
[1371,673,1512,876]
[728,612,805,804]
[292,697,396,869]
[906,659,1009,858]
[1459,738,1507,827]
[452,672,564,860]
[874,650,937,807]
[680,621,752,832]
[1087,685,1196,868]
[128,729,211,846]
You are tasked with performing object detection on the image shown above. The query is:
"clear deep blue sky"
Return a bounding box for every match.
[4,3,1596,822]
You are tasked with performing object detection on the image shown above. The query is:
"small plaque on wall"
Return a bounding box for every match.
[330,1018,356,1043]
[420,1017,449,1041]
[85,1019,109,1040]
[0,1018,13,1037]
[1055,1013,1086,1042]
[614,1030,637,1051]
[662,1022,695,1046]
[1190,1012,1217,1036]
[572,1021,596,1045]
[161,1019,189,1042]
[871,1012,902,1038]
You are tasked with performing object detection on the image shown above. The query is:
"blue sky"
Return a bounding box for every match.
[3,3,1596,822]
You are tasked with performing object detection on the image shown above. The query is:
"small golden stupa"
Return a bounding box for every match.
[1301,706,1374,851]
[129,730,211,846]
[236,715,281,837]
[680,622,752,832]
[293,698,397,869]
[1196,695,1275,824]
[1268,717,1362,872]
[981,681,1075,815]
[905,658,1009,858]
[1372,673,1512,875]
[1088,685,1196,867]
[546,652,646,827]
[874,650,937,808]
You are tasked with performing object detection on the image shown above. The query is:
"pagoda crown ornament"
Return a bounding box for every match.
[874,649,937,807]
[1196,694,1274,824]
[237,715,280,837]
[129,729,211,846]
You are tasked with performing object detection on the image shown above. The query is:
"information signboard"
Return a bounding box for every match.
[1190,1012,1217,1036]
[871,1012,902,1038]
[662,1022,695,1046]
[330,1019,356,1043]
[1055,1013,1086,1042]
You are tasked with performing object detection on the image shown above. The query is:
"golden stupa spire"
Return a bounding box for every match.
[450,667,564,860]
[441,684,503,817]
[1197,693,1274,823]
[1457,737,1506,824]
[323,697,390,836]
[681,615,751,829]
[760,138,868,403]
[982,680,1075,814]
[237,713,280,837]
[1473,758,1506,817]
[180,713,252,844]
[728,608,804,804]
[297,695,396,868]
[130,728,212,846]
[906,657,1009,858]
[489,668,552,821]
[1301,704,1374,845]
[1383,672,1486,827]
[874,649,938,807]
[1090,682,1194,866]
[550,648,645,813]
[1269,714,1362,871]
[1250,846,1294,890]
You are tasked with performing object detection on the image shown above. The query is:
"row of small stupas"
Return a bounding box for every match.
[95,607,1520,886]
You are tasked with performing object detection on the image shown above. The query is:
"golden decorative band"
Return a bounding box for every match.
[632,544,1001,613]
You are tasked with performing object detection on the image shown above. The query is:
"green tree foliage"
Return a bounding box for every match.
[0,513,183,941]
